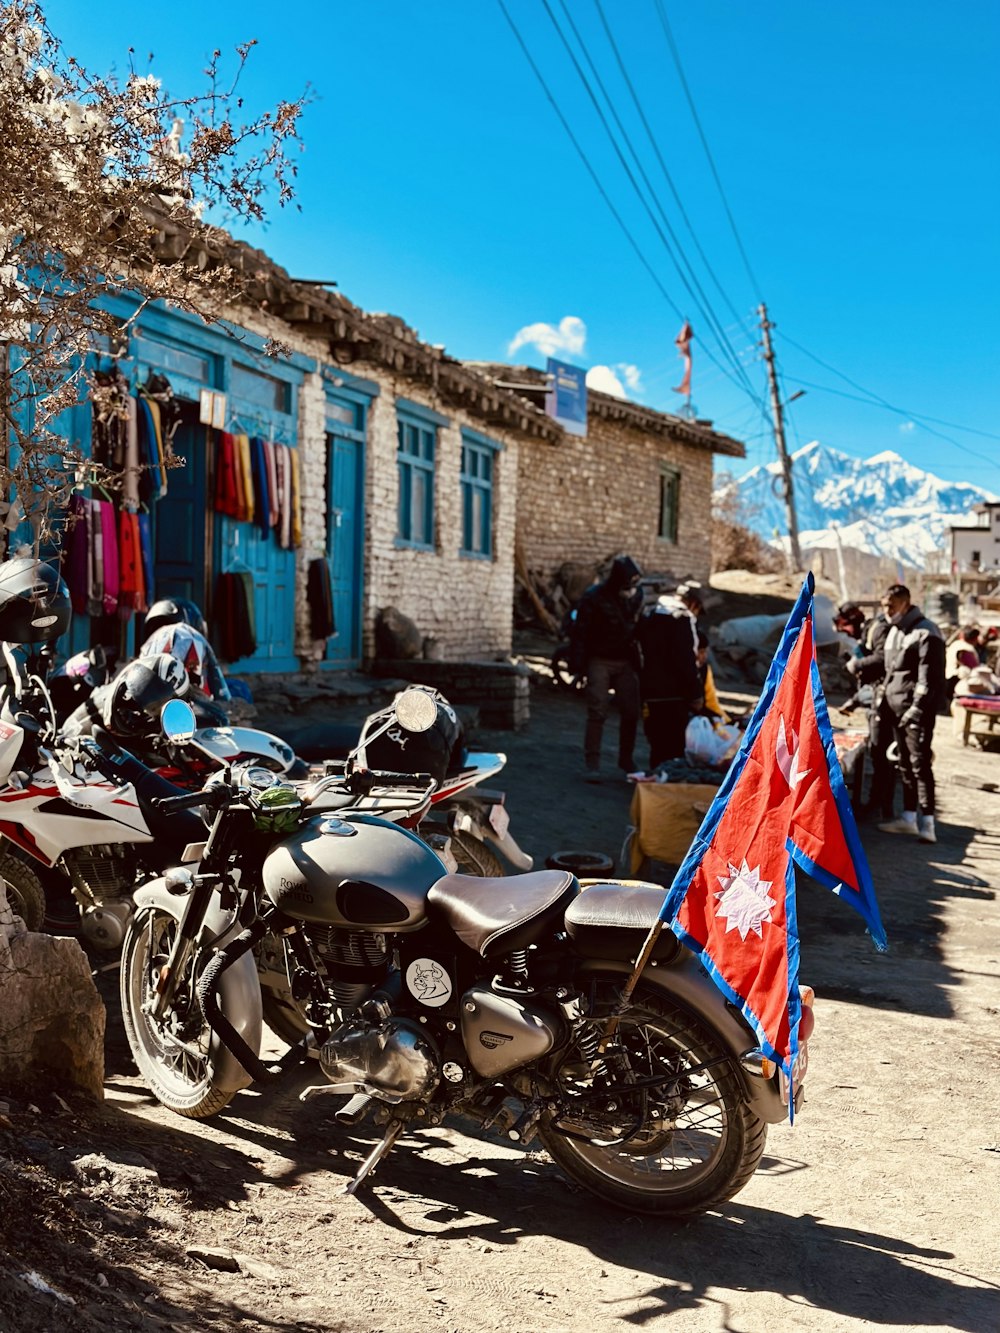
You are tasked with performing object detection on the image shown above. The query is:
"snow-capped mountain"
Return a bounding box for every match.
[718,440,997,569]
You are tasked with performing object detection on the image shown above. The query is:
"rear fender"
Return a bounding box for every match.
[132,877,262,1094]
[574,954,787,1125]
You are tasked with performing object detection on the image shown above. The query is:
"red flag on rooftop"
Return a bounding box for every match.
[672,320,693,396]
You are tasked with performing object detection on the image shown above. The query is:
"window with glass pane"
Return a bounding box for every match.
[461,436,495,558]
[659,466,680,543]
[397,413,436,546]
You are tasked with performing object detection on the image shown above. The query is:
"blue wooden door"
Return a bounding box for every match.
[149,411,207,609]
[216,513,297,673]
[325,431,364,667]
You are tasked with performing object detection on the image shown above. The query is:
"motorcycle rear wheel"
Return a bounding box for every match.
[0,850,47,933]
[538,988,766,1216]
[121,907,237,1119]
[450,829,505,878]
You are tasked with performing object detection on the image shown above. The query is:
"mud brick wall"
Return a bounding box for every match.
[517,417,715,589]
[371,659,532,730]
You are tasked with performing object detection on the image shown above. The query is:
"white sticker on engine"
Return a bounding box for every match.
[405,958,452,1007]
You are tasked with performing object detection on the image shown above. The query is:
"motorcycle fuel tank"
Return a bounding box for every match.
[262,812,445,930]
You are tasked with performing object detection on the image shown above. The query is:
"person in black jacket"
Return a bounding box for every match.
[569,554,643,781]
[841,601,894,820]
[636,582,703,768]
[871,584,945,844]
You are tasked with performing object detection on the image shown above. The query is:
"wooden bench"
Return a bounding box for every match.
[953,695,1000,747]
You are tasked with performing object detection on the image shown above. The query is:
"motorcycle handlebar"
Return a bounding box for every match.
[345,769,435,795]
[151,784,233,814]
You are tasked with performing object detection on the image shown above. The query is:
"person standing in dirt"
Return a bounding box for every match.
[840,600,895,820]
[874,584,945,844]
[569,554,644,782]
[636,581,703,769]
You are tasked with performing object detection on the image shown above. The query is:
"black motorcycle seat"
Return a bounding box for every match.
[563,882,682,964]
[427,869,578,958]
[89,727,205,848]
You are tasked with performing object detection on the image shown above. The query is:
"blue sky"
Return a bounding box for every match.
[43,0,1000,490]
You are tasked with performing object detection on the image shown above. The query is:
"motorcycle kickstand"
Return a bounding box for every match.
[344,1118,405,1197]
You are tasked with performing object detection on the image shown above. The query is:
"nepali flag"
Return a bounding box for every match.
[660,573,887,1089]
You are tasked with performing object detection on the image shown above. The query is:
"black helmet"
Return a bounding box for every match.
[103,660,179,737]
[143,597,208,640]
[0,558,71,644]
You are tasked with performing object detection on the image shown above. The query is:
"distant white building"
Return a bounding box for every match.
[949,502,1000,574]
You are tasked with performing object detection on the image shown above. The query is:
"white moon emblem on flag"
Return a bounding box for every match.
[776,716,810,789]
[715,860,777,940]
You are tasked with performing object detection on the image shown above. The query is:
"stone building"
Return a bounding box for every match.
[42,225,746,681]
[47,235,559,675]
[466,364,745,591]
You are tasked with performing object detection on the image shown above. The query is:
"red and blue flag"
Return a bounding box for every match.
[660,574,887,1086]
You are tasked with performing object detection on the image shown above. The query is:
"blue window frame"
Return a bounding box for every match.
[397,401,445,549]
[460,430,499,559]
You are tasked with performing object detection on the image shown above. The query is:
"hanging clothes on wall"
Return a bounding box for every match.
[250,437,271,535]
[214,431,239,517]
[290,446,302,549]
[214,571,257,663]
[87,499,104,617]
[307,558,335,641]
[62,494,90,614]
[98,499,119,616]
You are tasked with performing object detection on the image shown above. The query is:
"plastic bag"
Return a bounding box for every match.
[685,716,741,768]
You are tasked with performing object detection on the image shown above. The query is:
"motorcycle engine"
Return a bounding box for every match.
[319,1017,440,1104]
[65,845,135,951]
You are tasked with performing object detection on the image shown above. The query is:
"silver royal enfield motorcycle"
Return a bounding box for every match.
[120,691,799,1216]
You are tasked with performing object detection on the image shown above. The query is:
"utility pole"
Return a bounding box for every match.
[758,303,802,571]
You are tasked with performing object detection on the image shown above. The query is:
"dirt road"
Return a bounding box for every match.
[2,679,999,1332]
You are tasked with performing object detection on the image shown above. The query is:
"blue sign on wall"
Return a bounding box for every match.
[545,358,588,437]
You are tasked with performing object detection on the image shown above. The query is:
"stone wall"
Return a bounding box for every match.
[359,377,518,662]
[517,416,715,590]
[219,306,521,666]
[370,658,531,730]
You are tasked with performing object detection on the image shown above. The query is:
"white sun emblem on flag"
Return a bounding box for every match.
[715,860,777,940]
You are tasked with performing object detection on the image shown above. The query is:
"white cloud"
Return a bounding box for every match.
[899,420,916,433]
[507,315,586,359]
[586,364,627,398]
[617,363,642,393]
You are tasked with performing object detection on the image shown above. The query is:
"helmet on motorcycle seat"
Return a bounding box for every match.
[145,651,190,699]
[103,660,179,737]
[143,597,208,640]
[0,558,71,644]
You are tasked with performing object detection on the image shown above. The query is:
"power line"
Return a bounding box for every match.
[653,0,763,298]
[778,329,1000,443]
[539,0,762,405]
[591,0,759,350]
[495,0,765,413]
[779,375,999,472]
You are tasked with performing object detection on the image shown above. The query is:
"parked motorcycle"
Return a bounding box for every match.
[119,690,803,1217]
[346,690,533,878]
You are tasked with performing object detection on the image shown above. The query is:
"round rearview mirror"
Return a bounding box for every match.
[161,698,197,743]
[394,687,438,733]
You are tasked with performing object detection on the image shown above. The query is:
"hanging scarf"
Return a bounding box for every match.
[100,500,119,615]
[62,494,90,614]
[289,446,302,549]
[87,499,103,617]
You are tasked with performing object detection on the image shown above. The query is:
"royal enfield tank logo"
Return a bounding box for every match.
[479,1031,513,1050]
[405,958,452,1007]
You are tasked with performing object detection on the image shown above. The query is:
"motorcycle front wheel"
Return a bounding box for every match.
[120,907,237,1119]
[538,987,767,1216]
[0,850,47,933]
